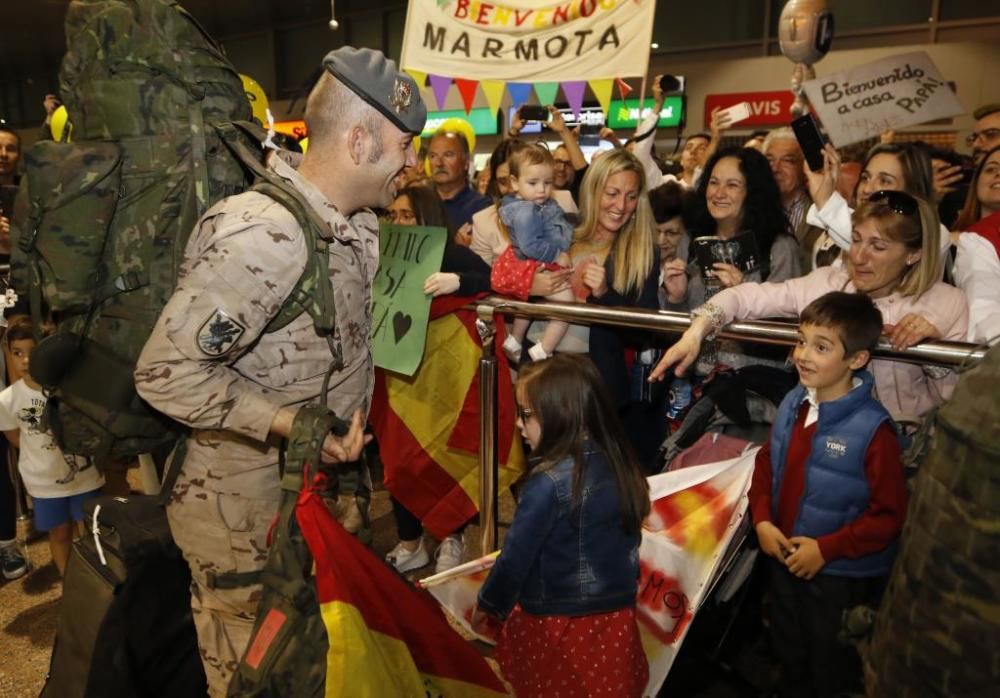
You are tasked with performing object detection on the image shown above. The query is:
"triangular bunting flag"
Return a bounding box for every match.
[481,80,506,116]
[561,81,587,119]
[616,77,633,100]
[454,78,479,115]
[533,81,560,107]
[507,82,533,108]
[404,68,427,88]
[589,78,614,116]
[428,75,453,110]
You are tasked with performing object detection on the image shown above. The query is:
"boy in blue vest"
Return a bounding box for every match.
[749,291,908,698]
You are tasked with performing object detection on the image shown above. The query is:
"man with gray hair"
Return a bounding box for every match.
[135,47,425,695]
[764,127,818,268]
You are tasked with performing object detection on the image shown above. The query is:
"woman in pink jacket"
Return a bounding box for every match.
[650,191,969,420]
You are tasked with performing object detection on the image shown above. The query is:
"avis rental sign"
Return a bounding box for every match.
[401,0,657,81]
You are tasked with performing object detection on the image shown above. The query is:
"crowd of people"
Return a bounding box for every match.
[372,76,997,697]
[0,42,996,697]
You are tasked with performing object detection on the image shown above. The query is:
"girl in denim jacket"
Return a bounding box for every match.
[474,354,650,697]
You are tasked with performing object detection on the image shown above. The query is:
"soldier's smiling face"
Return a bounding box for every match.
[371,119,417,208]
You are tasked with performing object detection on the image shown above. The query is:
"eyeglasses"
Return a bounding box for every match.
[868,190,918,216]
[516,405,534,421]
[766,155,802,167]
[966,128,1000,146]
[554,159,573,168]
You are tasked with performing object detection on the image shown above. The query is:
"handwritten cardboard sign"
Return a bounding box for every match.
[803,51,965,147]
[372,224,447,376]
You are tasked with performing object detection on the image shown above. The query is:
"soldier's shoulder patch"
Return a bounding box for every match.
[197,309,246,356]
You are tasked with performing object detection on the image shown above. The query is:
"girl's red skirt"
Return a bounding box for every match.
[495,605,648,697]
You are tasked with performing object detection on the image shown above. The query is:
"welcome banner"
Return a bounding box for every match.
[401,0,657,83]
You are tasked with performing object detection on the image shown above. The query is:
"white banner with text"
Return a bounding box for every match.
[400,0,656,82]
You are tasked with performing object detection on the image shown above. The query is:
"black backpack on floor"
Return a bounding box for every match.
[40,494,206,698]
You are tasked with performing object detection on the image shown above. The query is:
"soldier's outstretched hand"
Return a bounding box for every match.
[320,409,371,464]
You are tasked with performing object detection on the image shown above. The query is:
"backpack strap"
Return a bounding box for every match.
[250,182,337,337]
[281,404,349,493]
[214,121,338,340]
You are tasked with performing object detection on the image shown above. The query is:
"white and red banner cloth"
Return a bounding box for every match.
[401,0,657,82]
[423,448,757,696]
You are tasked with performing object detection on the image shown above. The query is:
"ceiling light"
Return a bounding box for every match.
[651,42,659,49]
[329,1,339,30]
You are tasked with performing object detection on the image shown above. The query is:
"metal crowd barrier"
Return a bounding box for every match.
[472,297,988,552]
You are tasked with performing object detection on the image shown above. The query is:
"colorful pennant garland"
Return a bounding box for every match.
[532,81,560,107]
[480,80,506,116]
[506,82,533,109]
[589,78,614,117]
[561,81,587,119]
[428,74,453,110]
[454,78,479,115]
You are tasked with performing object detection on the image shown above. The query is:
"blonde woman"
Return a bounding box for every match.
[562,150,663,469]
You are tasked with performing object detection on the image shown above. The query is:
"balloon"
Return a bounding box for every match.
[435,117,476,153]
[51,105,71,143]
[778,0,834,65]
[240,74,271,127]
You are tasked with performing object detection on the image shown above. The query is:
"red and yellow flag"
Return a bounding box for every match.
[370,297,525,539]
[296,480,507,697]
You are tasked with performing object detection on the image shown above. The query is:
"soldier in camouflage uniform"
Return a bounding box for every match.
[134,48,426,696]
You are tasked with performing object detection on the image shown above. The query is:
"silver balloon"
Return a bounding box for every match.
[778,0,834,65]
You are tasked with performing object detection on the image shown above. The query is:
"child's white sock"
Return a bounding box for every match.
[528,343,550,362]
[502,335,522,362]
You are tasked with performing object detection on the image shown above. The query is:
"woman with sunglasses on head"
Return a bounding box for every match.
[952,144,1000,343]
[650,191,969,421]
[804,142,953,265]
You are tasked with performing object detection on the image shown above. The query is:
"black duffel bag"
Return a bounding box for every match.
[40,494,206,698]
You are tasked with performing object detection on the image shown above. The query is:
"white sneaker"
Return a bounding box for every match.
[435,535,465,574]
[502,335,522,363]
[528,343,550,362]
[386,540,430,573]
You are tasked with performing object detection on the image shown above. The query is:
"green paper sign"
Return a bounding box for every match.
[372,224,448,376]
[607,96,685,129]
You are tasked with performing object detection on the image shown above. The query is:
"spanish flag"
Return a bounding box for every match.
[296,479,507,697]
[370,297,525,539]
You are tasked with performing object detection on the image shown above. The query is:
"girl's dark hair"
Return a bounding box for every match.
[396,185,454,234]
[516,354,650,535]
[485,137,529,201]
[649,181,698,229]
[954,144,1000,231]
[691,146,790,274]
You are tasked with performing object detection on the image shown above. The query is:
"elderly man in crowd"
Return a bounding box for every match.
[427,128,490,244]
[135,47,425,695]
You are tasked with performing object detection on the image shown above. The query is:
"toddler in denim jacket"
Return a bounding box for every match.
[495,145,575,362]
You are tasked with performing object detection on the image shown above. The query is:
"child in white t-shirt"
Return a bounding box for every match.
[0,319,103,576]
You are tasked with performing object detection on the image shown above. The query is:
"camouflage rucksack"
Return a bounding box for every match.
[864,345,1000,696]
[9,1,334,464]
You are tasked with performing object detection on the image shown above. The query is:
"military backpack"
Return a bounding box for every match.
[10,0,336,466]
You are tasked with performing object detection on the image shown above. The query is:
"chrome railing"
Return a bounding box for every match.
[472,297,988,551]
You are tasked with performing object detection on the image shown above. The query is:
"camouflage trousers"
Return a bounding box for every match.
[167,479,278,697]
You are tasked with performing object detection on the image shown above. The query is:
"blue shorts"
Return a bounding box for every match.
[33,489,102,531]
